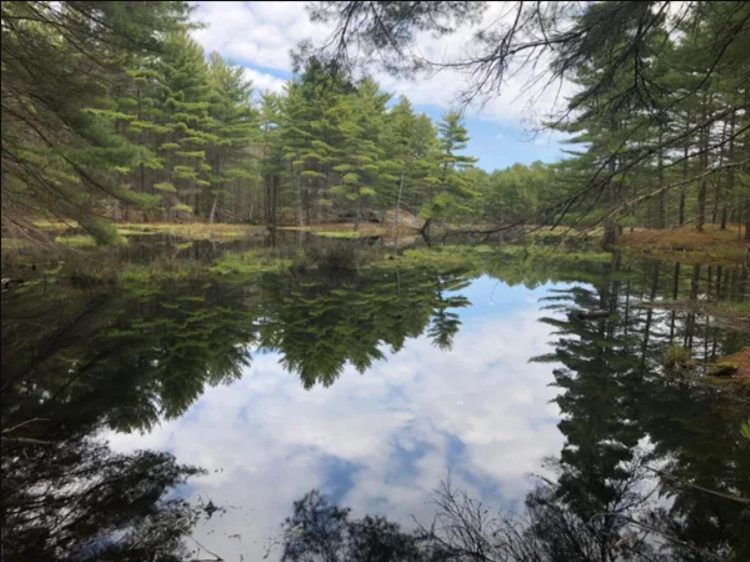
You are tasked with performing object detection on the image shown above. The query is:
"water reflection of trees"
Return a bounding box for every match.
[2,252,748,561]
[519,253,750,560]
[1,433,203,562]
[257,266,471,388]
[1,264,472,561]
[276,253,749,562]
[1,265,472,435]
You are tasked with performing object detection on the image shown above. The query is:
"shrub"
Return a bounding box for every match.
[664,345,695,371]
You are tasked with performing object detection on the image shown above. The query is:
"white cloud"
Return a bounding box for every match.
[242,67,286,94]
[534,138,547,146]
[192,1,327,71]
[190,2,574,127]
[107,280,566,561]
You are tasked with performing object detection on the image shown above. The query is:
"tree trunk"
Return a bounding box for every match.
[209,194,218,224]
[696,97,710,232]
[603,144,619,246]
[657,140,666,229]
[679,118,690,226]
[723,110,736,230]
[296,172,304,227]
[419,218,432,246]
[263,174,271,226]
[354,196,361,231]
[394,164,406,232]
[712,120,729,225]
[271,174,279,226]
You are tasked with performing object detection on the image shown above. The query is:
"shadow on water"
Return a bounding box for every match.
[1,241,748,561]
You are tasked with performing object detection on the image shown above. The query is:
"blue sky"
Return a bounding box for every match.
[191,2,570,172]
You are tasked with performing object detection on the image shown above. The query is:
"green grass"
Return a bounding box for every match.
[55,235,98,248]
[210,251,293,275]
[664,344,696,371]
[33,219,80,231]
[115,222,260,241]
[2,238,36,251]
[312,231,360,239]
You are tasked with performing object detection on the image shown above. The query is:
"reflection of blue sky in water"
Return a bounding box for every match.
[108,277,567,560]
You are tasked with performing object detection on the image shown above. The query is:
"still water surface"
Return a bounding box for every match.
[2,240,749,561]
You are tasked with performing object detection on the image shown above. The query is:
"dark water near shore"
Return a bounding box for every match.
[2,239,749,561]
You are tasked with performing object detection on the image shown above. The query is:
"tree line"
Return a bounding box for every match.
[0,1,482,240]
[311,1,750,242]
[3,1,749,244]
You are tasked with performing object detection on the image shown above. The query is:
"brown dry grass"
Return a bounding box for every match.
[713,347,750,396]
[622,224,748,263]
[720,347,750,378]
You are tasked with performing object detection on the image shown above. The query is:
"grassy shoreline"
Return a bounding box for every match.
[3,221,748,265]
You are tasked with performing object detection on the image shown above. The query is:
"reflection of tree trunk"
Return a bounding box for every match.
[716,266,722,299]
[685,265,701,348]
[672,262,681,300]
[640,262,661,367]
[669,309,676,344]
[624,280,631,338]
[690,264,701,301]
[669,262,680,342]
[610,252,621,337]
[739,266,748,301]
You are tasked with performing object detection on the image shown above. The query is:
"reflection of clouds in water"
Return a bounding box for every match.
[108,294,564,561]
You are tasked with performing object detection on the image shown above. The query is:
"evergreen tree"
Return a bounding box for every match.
[331,78,391,229]
[422,111,478,222]
[205,52,258,223]
[1,1,191,240]
[153,32,216,219]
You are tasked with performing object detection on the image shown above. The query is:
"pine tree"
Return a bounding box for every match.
[1,1,190,240]
[154,32,216,220]
[259,93,285,226]
[423,111,478,222]
[331,78,391,229]
[205,52,257,223]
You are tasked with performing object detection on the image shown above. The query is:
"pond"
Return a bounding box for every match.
[2,238,749,562]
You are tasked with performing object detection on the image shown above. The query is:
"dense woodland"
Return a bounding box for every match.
[2,2,749,244]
